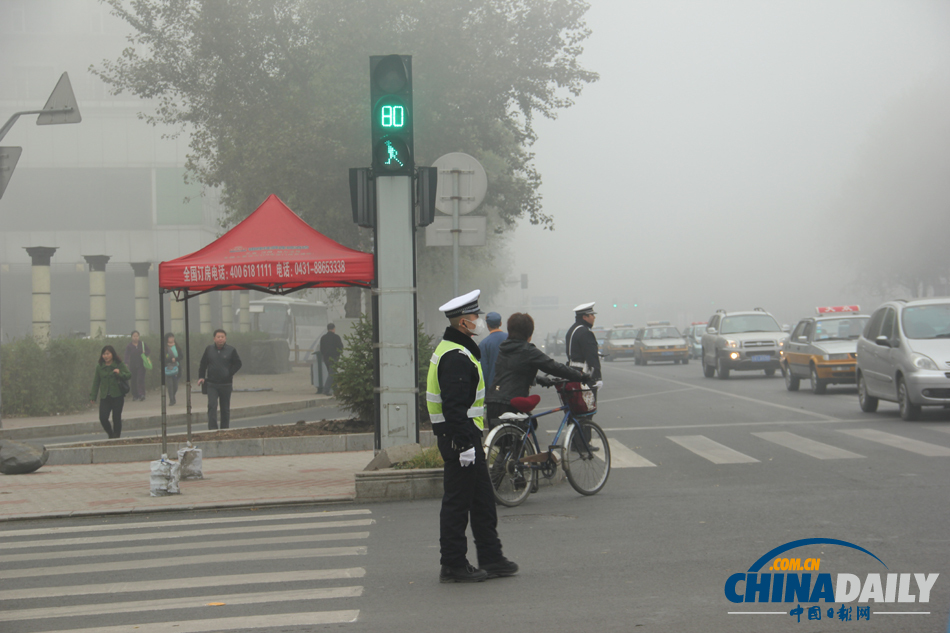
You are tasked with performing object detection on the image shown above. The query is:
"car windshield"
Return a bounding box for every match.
[644,327,680,339]
[814,316,869,341]
[720,314,781,334]
[613,329,638,339]
[902,304,950,339]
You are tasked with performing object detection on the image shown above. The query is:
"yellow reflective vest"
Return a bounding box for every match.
[426,339,486,431]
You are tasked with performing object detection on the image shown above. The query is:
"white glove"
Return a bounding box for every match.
[459,447,476,467]
[593,381,603,390]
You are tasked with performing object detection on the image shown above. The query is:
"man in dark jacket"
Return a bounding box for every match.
[426,289,517,584]
[318,323,344,396]
[197,329,242,430]
[566,302,603,386]
[486,312,589,428]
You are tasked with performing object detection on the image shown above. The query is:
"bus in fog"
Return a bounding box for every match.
[249,297,329,362]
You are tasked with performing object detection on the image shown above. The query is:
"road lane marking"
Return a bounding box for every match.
[0,518,374,550]
[605,365,837,420]
[600,418,870,432]
[667,435,759,464]
[0,531,370,563]
[752,431,865,459]
[0,508,371,539]
[0,586,363,621]
[0,568,366,601]
[605,439,656,467]
[837,429,950,456]
[0,546,367,580]
[597,387,697,404]
[37,611,361,633]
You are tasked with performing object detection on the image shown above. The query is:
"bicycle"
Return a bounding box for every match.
[484,377,611,507]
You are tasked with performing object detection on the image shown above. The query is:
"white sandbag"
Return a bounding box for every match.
[149,455,181,496]
[177,445,204,480]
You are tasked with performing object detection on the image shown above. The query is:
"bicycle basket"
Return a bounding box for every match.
[555,381,597,414]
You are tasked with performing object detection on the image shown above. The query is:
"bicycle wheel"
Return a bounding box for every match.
[485,424,537,507]
[561,419,611,496]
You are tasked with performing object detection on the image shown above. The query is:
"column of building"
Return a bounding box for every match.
[24,247,58,346]
[84,255,110,338]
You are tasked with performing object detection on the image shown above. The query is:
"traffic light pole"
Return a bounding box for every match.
[373,175,419,450]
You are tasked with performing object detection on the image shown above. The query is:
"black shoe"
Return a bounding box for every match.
[480,558,519,579]
[440,564,488,583]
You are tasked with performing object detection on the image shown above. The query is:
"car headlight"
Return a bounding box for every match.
[822,353,851,361]
[778,339,787,350]
[725,339,739,349]
[912,353,939,371]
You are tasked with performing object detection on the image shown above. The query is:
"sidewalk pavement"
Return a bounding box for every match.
[0,366,328,440]
[0,451,375,523]
[0,367,385,523]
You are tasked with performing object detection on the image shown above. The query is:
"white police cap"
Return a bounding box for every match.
[439,289,484,319]
[573,302,596,316]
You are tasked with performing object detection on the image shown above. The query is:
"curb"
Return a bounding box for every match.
[0,497,359,523]
[0,399,322,441]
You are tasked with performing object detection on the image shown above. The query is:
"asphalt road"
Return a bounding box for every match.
[2,360,948,632]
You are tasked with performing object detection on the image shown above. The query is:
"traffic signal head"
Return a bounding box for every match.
[370,55,413,175]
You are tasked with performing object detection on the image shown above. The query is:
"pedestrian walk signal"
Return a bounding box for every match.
[370,54,413,175]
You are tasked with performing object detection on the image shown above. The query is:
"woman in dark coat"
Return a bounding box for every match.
[90,345,132,438]
[485,313,589,429]
[124,330,151,401]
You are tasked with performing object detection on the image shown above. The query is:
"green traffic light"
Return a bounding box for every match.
[380,104,405,128]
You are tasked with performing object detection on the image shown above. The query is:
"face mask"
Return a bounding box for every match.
[461,316,486,337]
[472,317,488,337]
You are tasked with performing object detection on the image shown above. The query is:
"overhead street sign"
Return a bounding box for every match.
[0,147,22,200]
[37,72,81,125]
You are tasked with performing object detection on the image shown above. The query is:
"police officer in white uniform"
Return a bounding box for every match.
[427,290,518,583]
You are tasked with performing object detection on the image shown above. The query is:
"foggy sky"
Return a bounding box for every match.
[510,0,950,338]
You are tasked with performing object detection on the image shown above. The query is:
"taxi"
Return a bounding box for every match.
[632,321,690,365]
[782,306,869,394]
[604,324,638,361]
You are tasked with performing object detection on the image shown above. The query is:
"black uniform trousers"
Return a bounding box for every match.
[437,435,504,568]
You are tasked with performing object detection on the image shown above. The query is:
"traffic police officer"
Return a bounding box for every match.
[566,302,603,388]
[427,289,518,583]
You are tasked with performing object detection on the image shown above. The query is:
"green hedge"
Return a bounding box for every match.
[1,331,267,417]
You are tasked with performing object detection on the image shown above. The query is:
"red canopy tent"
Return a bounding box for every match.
[159,194,373,296]
[154,194,375,455]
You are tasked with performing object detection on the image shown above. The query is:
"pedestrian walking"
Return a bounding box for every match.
[477,311,507,391]
[89,345,131,439]
[319,323,344,396]
[124,330,151,401]
[164,333,181,406]
[427,289,518,583]
[197,329,242,430]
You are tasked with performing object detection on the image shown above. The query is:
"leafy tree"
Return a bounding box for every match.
[332,313,434,423]
[92,0,598,313]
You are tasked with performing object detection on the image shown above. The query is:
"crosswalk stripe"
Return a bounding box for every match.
[0,518,374,551]
[606,439,656,467]
[752,432,865,459]
[667,435,759,464]
[1,546,367,580]
[0,586,363,622]
[0,508,372,539]
[36,611,361,632]
[0,531,370,564]
[837,429,950,456]
[0,568,366,601]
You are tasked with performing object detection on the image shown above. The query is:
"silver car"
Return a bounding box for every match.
[856,298,950,420]
[701,308,787,379]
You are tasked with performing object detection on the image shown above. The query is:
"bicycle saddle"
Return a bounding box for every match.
[509,394,541,413]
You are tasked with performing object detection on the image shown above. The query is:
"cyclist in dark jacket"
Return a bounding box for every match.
[485,312,588,429]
